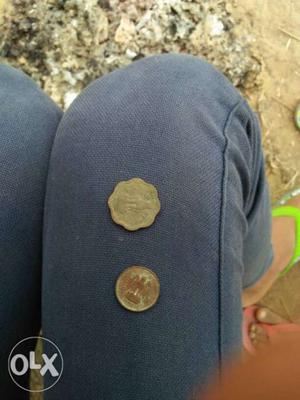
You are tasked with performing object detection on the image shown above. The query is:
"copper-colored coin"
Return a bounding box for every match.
[108,178,161,231]
[115,266,160,312]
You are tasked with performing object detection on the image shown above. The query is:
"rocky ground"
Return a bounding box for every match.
[0,0,261,108]
[1,1,298,200]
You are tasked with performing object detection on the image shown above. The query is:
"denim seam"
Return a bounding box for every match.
[41,124,62,321]
[218,99,245,376]
[245,105,261,218]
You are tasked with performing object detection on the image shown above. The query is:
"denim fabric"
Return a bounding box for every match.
[0,65,62,398]
[42,54,273,399]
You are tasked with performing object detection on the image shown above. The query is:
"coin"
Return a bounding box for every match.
[115,266,160,312]
[108,177,161,231]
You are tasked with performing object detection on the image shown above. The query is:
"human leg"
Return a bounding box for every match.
[42,54,272,399]
[0,65,62,397]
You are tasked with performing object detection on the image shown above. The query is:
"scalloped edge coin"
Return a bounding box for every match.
[108,177,161,231]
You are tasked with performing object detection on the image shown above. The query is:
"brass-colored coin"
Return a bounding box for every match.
[108,177,161,231]
[115,266,160,312]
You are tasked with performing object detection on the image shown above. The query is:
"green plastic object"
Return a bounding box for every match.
[295,103,300,131]
[272,205,300,277]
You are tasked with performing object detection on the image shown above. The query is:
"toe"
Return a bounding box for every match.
[249,323,269,347]
[256,307,289,324]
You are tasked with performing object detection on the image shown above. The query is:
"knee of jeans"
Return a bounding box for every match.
[0,64,27,87]
[45,56,248,285]
[42,55,246,400]
[0,64,61,114]
[54,53,242,166]
[47,54,249,242]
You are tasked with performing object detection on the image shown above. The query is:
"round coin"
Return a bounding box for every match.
[108,178,161,231]
[115,266,160,312]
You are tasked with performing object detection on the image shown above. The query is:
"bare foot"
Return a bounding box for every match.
[247,307,300,351]
[249,308,289,350]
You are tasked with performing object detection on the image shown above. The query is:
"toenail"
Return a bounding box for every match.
[256,308,267,320]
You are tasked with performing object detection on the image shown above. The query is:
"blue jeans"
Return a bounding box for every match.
[0,64,62,398]
[1,54,273,399]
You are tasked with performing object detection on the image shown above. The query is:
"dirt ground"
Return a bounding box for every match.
[232,0,300,201]
[232,0,300,325]
[0,0,299,398]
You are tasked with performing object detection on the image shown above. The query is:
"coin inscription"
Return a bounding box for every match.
[108,178,161,231]
[115,266,160,312]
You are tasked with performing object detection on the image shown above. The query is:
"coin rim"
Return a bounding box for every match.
[108,178,161,231]
[115,265,160,312]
